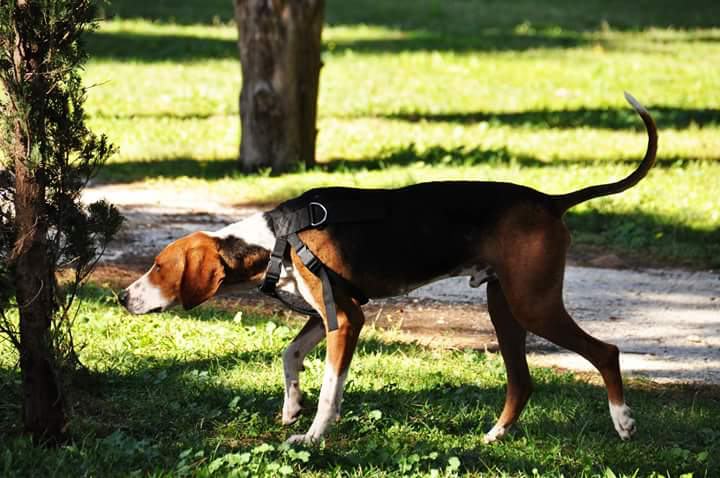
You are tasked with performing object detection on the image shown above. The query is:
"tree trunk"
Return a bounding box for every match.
[11,123,64,443]
[9,0,65,443]
[234,0,324,173]
[14,152,64,444]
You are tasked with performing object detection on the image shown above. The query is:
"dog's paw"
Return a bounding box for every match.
[282,399,303,426]
[282,382,304,425]
[286,433,319,446]
[609,402,637,440]
[483,424,508,444]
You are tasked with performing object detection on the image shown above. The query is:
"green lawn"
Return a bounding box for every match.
[1,288,719,477]
[80,0,720,267]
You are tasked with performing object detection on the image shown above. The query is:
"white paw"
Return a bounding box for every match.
[609,402,637,440]
[282,399,303,426]
[286,434,319,445]
[483,424,508,444]
[282,381,304,425]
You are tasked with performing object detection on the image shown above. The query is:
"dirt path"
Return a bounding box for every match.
[84,184,720,385]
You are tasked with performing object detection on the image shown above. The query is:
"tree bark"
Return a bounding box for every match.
[14,150,64,444]
[234,0,324,173]
[9,0,65,443]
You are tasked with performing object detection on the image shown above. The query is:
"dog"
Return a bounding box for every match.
[120,93,656,445]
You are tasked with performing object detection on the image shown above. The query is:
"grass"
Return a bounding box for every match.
[1,287,719,477]
[77,0,720,267]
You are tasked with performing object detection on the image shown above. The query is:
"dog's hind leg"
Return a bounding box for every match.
[492,210,635,440]
[484,279,533,443]
[497,253,635,439]
[282,315,326,425]
[521,305,635,439]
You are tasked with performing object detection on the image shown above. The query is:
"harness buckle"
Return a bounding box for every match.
[258,281,277,295]
[260,267,281,292]
[295,243,322,273]
[308,202,328,227]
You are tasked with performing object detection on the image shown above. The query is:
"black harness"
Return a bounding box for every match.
[259,200,384,331]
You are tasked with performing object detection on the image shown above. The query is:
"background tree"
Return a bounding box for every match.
[233,0,324,173]
[0,0,122,443]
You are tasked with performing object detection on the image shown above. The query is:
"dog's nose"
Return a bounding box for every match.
[118,289,129,307]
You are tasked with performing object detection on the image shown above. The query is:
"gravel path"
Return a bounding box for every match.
[410,270,720,384]
[85,184,720,385]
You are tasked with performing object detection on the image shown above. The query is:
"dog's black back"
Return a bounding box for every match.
[269,182,555,297]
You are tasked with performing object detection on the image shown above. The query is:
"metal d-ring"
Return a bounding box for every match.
[308,202,328,227]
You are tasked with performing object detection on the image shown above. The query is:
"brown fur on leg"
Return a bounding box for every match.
[484,280,533,442]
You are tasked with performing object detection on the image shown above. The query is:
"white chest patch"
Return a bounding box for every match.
[210,213,276,250]
[211,212,301,294]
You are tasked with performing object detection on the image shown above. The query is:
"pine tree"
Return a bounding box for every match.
[0,0,122,443]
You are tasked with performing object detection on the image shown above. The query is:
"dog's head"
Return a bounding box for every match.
[119,231,270,314]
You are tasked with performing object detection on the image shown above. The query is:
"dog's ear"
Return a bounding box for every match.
[180,244,225,310]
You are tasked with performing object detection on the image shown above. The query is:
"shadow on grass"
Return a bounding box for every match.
[93,147,553,184]
[91,0,720,62]
[384,106,720,130]
[100,0,235,26]
[3,287,720,472]
[95,141,716,185]
[321,145,717,172]
[0,364,21,436]
[326,379,720,476]
[326,29,586,54]
[2,346,719,475]
[323,0,720,34]
[101,0,720,32]
[93,106,720,130]
[95,157,240,183]
[86,30,238,62]
[566,209,720,268]
[86,28,586,63]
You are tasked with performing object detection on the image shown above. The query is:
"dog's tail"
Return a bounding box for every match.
[552,92,658,213]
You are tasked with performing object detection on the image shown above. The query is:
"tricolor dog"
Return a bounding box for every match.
[120,93,657,444]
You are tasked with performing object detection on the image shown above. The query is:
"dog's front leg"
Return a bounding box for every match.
[282,315,326,425]
[286,293,365,445]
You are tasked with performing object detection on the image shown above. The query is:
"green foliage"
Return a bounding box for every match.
[200,443,311,477]
[0,1,122,366]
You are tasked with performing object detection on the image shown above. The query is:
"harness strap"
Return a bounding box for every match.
[258,237,287,295]
[269,290,321,319]
[257,236,318,318]
[260,198,379,332]
[272,200,387,237]
[287,233,369,332]
[272,202,329,237]
[319,268,338,331]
